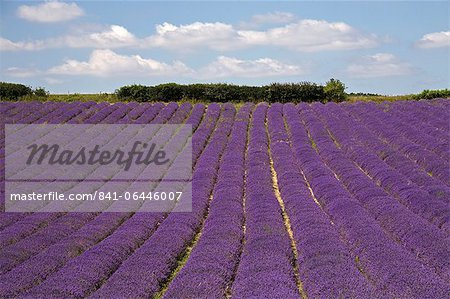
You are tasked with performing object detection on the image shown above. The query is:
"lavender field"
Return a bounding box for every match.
[0,99,449,298]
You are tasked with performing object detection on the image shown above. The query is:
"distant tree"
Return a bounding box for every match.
[116,81,351,103]
[115,84,152,101]
[0,82,33,100]
[413,89,450,100]
[34,87,49,97]
[265,82,324,103]
[324,78,347,102]
[153,83,185,101]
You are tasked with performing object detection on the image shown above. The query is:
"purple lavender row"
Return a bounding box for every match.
[90,103,235,298]
[3,102,123,165]
[0,101,63,145]
[162,103,253,298]
[2,102,144,154]
[0,103,20,117]
[4,102,159,204]
[1,101,54,124]
[0,102,118,226]
[7,104,163,206]
[0,103,130,218]
[1,102,83,170]
[0,102,19,114]
[311,102,450,228]
[1,102,108,208]
[367,100,449,153]
[0,104,180,260]
[67,102,111,124]
[0,101,25,111]
[116,102,153,124]
[0,103,196,297]
[371,102,449,162]
[283,104,449,298]
[301,103,450,281]
[47,102,98,124]
[32,102,85,125]
[27,103,210,298]
[346,101,450,204]
[433,100,450,115]
[34,101,191,226]
[6,103,136,181]
[0,102,97,167]
[230,104,300,298]
[267,103,376,298]
[340,103,445,183]
[1,104,190,274]
[0,103,176,248]
[0,101,46,128]
[0,103,163,230]
[404,100,450,131]
[344,103,450,185]
[386,101,449,142]
[323,103,450,206]
[0,102,122,228]
[409,99,450,134]
[22,105,206,298]
[0,103,188,276]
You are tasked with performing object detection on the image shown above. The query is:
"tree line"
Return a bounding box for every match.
[1,80,448,103]
[115,80,347,103]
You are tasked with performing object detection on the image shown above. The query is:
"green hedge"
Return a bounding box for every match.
[115,81,347,103]
[413,89,450,100]
[265,82,325,103]
[0,82,50,101]
[116,83,267,103]
[0,82,33,100]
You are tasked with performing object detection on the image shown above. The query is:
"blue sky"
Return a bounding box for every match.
[0,1,449,94]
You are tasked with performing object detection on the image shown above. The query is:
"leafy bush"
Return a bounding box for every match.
[152,83,185,101]
[116,83,267,103]
[0,82,33,100]
[116,80,350,103]
[324,78,347,102]
[115,84,152,101]
[193,84,264,102]
[33,87,49,97]
[117,82,326,103]
[265,82,324,103]
[413,89,450,100]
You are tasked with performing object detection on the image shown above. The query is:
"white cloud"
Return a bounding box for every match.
[243,19,378,51]
[60,25,138,48]
[6,50,304,79]
[0,37,46,51]
[149,20,378,52]
[0,25,137,51]
[416,31,450,49]
[17,1,84,23]
[146,22,244,51]
[47,49,192,77]
[1,18,378,52]
[346,53,415,78]
[201,56,303,78]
